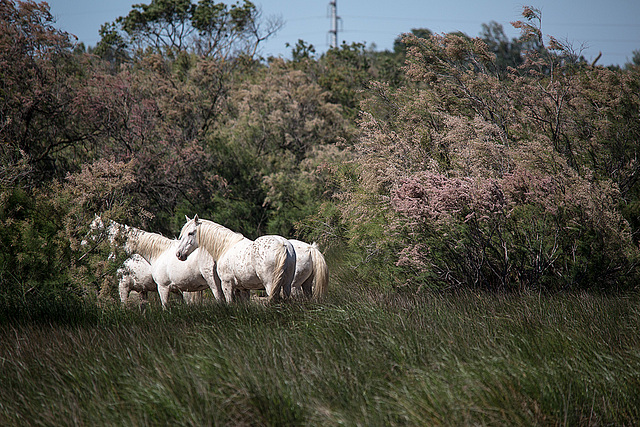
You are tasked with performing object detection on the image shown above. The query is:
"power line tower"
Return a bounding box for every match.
[328,0,341,49]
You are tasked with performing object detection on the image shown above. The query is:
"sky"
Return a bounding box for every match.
[48,0,640,67]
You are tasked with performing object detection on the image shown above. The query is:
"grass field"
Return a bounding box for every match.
[1,279,639,426]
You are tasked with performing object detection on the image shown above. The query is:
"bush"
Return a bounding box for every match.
[328,9,640,292]
[0,157,141,319]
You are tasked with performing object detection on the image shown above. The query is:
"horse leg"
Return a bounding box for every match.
[175,286,185,303]
[266,271,293,301]
[157,284,171,309]
[301,275,314,299]
[184,291,203,305]
[205,270,224,303]
[263,279,282,303]
[221,280,234,303]
[118,277,131,303]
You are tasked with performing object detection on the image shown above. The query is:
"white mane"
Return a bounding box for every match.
[196,219,245,260]
[126,229,173,262]
[92,216,172,263]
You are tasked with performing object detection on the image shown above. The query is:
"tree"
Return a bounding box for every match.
[98,0,282,60]
[120,0,195,52]
[317,42,372,117]
[208,58,352,237]
[479,21,523,72]
[94,22,129,65]
[626,49,640,69]
[288,39,315,62]
[0,0,89,182]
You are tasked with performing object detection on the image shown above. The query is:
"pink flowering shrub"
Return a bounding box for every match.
[388,152,633,290]
[333,7,640,291]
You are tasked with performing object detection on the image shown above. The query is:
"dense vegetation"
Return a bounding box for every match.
[2,1,639,307]
[2,1,640,424]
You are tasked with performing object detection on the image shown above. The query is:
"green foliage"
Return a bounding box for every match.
[103,0,270,59]
[0,188,68,293]
[480,21,525,72]
[392,27,433,56]
[288,39,316,61]
[0,156,142,318]
[628,49,640,68]
[209,58,353,237]
[317,42,372,116]
[94,22,129,65]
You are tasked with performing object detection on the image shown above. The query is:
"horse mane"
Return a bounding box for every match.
[197,219,245,260]
[126,229,173,262]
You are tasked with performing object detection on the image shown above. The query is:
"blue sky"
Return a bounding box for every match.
[48,0,640,67]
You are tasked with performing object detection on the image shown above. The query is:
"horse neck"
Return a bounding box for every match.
[126,228,173,264]
[198,220,246,260]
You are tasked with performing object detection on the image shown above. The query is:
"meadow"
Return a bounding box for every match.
[3,4,640,425]
[1,274,639,426]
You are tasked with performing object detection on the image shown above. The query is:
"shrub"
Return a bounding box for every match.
[328,7,640,292]
[0,158,140,319]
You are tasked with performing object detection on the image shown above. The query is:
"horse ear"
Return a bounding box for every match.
[185,215,191,222]
[194,214,200,225]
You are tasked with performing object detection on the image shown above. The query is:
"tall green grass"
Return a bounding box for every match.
[1,283,639,425]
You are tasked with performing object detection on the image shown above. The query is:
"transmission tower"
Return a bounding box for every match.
[328,0,341,49]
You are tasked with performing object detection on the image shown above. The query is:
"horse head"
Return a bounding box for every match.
[176,214,201,261]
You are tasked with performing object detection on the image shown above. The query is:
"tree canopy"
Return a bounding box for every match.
[96,0,282,60]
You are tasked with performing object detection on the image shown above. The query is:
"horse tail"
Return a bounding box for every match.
[268,241,289,302]
[309,243,329,300]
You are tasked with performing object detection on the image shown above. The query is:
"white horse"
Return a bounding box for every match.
[176,215,296,303]
[117,254,155,303]
[288,239,329,300]
[83,217,178,304]
[91,217,222,307]
[116,254,203,305]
